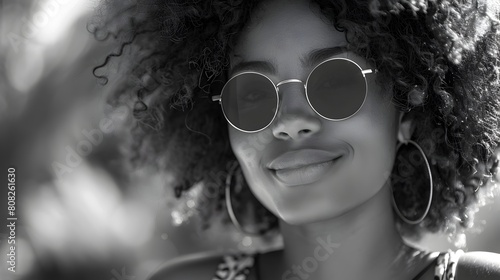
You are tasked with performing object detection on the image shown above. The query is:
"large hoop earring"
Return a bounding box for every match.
[391,139,433,224]
[225,162,262,236]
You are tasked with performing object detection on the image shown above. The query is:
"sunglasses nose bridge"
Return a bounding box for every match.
[275,78,307,102]
[275,79,309,114]
[276,79,304,88]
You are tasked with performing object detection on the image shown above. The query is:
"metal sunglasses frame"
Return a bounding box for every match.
[212,57,376,133]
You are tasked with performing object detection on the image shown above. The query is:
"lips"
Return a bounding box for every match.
[266,149,346,186]
[267,149,345,170]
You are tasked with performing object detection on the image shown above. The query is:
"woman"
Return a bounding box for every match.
[92,0,500,279]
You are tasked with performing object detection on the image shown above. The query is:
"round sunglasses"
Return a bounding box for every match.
[212,57,376,133]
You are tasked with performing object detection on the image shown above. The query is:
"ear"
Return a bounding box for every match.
[397,111,415,143]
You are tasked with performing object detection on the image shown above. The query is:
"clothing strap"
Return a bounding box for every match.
[254,252,261,280]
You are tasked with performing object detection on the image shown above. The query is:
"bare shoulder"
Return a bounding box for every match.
[146,250,226,280]
[456,251,500,280]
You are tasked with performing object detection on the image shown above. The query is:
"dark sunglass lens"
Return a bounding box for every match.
[307,59,366,120]
[221,73,278,132]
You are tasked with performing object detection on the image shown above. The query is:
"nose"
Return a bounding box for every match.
[271,83,321,141]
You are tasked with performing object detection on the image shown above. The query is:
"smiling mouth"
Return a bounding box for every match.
[271,155,343,186]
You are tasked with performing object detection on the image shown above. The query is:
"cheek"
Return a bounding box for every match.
[358,81,399,151]
[345,96,399,193]
[228,126,279,211]
[228,126,275,167]
[228,128,252,166]
[229,127,257,169]
[353,130,397,183]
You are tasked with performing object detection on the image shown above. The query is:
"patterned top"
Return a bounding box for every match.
[211,249,464,280]
[211,252,256,280]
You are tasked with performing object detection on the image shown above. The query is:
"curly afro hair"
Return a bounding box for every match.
[90,0,500,246]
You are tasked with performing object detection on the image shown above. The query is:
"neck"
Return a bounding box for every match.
[277,182,417,280]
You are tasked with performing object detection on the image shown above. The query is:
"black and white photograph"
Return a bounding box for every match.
[1,0,500,279]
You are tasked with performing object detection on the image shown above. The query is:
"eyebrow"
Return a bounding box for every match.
[228,46,348,78]
[303,46,349,68]
[228,60,275,78]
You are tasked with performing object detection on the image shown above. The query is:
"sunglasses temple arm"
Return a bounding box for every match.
[362,69,377,76]
[212,95,221,103]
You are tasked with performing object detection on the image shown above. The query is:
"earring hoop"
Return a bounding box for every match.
[225,162,262,236]
[391,139,433,224]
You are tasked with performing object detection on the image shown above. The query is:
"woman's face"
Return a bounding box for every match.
[228,0,402,225]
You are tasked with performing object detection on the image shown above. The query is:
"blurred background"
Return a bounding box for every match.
[0,1,499,280]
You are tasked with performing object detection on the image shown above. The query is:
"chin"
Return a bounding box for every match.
[274,186,381,226]
[271,197,357,226]
[277,211,330,226]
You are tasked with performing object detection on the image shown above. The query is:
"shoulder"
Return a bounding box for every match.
[456,251,500,280]
[146,250,225,280]
[146,250,257,280]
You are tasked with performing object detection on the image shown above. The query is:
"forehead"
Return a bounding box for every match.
[231,0,348,76]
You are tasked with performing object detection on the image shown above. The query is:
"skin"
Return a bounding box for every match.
[226,0,434,279]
